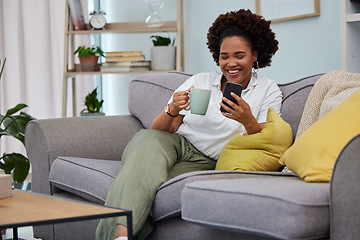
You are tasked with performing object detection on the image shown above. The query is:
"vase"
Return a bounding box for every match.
[151,46,176,70]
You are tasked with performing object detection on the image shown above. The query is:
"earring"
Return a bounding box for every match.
[215,65,221,75]
[252,60,259,74]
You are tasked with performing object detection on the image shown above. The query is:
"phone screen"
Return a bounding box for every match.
[220,82,243,113]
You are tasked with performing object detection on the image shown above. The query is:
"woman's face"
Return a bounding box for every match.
[219,36,257,89]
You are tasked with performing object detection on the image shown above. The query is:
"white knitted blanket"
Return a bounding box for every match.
[296,70,360,139]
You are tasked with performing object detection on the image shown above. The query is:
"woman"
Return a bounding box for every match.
[96,9,281,240]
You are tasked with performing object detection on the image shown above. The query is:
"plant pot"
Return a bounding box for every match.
[80,112,105,117]
[151,46,176,70]
[79,56,100,72]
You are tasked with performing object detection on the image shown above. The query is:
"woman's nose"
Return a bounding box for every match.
[227,59,237,67]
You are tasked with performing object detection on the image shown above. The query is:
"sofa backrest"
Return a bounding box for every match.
[129,71,323,137]
[129,72,192,129]
[278,73,323,138]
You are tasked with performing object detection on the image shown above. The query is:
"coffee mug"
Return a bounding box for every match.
[185,88,211,115]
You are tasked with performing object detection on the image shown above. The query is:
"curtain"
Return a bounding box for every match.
[0,0,94,160]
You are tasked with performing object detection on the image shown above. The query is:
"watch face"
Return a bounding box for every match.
[90,14,106,29]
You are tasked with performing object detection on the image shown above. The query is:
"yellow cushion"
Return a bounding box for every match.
[216,108,293,171]
[279,89,360,182]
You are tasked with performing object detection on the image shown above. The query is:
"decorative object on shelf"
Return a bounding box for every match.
[150,34,176,70]
[74,45,105,72]
[0,59,35,184]
[68,0,86,30]
[80,87,105,116]
[89,10,107,30]
[145,0,165,28]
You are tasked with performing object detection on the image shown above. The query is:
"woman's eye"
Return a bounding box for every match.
[237,56,245,59]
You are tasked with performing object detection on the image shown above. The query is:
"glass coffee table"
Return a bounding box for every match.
[0,190,133,240]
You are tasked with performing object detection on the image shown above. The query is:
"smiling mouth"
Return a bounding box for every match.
[227,69,241,75]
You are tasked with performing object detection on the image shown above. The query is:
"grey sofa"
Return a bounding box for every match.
[24,71,360,240]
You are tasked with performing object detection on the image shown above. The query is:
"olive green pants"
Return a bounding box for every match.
[95,129,216,240]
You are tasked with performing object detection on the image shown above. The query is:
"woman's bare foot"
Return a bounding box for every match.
[114,224,128,239]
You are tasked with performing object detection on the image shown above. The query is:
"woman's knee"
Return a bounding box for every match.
[122,129,179,165]
[131,129,176,149]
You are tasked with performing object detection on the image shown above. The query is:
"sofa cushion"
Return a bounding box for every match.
[181,177,330,240]
[49,157,122,204]
[215,108,293,171]
[280,89,360,182]
[153,170,296,222]
[296,71,360,139]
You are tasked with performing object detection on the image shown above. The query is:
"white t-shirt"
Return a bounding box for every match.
[168,72,282,159]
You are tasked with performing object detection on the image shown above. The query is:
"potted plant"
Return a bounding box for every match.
[74,45,105,72]
[0,58,36,184]
[80,87,105,116]
[150,34,176,70]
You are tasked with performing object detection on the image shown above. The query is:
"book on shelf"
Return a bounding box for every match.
[101,61,150,68]
[101,60,150,72]
[105,55,146,62]
[101,65,150,72]
[68,0,86,30]
[106,50,143,57]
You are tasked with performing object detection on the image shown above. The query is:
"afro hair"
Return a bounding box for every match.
[207,9,279,69]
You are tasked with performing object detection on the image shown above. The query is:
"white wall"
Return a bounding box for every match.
[100,0,341,115]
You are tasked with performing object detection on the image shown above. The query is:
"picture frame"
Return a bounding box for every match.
[255,0,320,23]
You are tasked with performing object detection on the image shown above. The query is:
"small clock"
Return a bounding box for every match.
[89,11,107,30]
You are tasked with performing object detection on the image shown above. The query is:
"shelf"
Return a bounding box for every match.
[66,70,172,75]
[347,13,360,22]
[66,70,173,75]
[68,21,177,34]
[342,0,360,73]
[65,64,173,75]
[63,0,183,117]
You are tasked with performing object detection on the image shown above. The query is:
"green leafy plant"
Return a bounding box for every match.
[74,45,105,57]
[150,35,175,46]
[0,58,36,183]
[81,88,104,113]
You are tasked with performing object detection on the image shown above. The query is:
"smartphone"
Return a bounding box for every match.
[220,82,243,113]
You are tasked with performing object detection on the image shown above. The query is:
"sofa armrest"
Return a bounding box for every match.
[330,133,360,239]
[25,115,143,195]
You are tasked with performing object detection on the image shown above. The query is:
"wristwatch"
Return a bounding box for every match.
[164,104,179,117]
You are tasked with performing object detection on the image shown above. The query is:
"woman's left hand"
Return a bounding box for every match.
[220,92,263,134]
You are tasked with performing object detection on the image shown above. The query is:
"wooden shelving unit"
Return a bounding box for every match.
[63,0,184,117]
[341,0,360,74]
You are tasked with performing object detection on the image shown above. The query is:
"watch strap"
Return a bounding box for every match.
[165,104,179,117]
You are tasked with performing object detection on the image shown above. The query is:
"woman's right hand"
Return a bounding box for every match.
[151,86,193,133]
[168,86,193,115]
